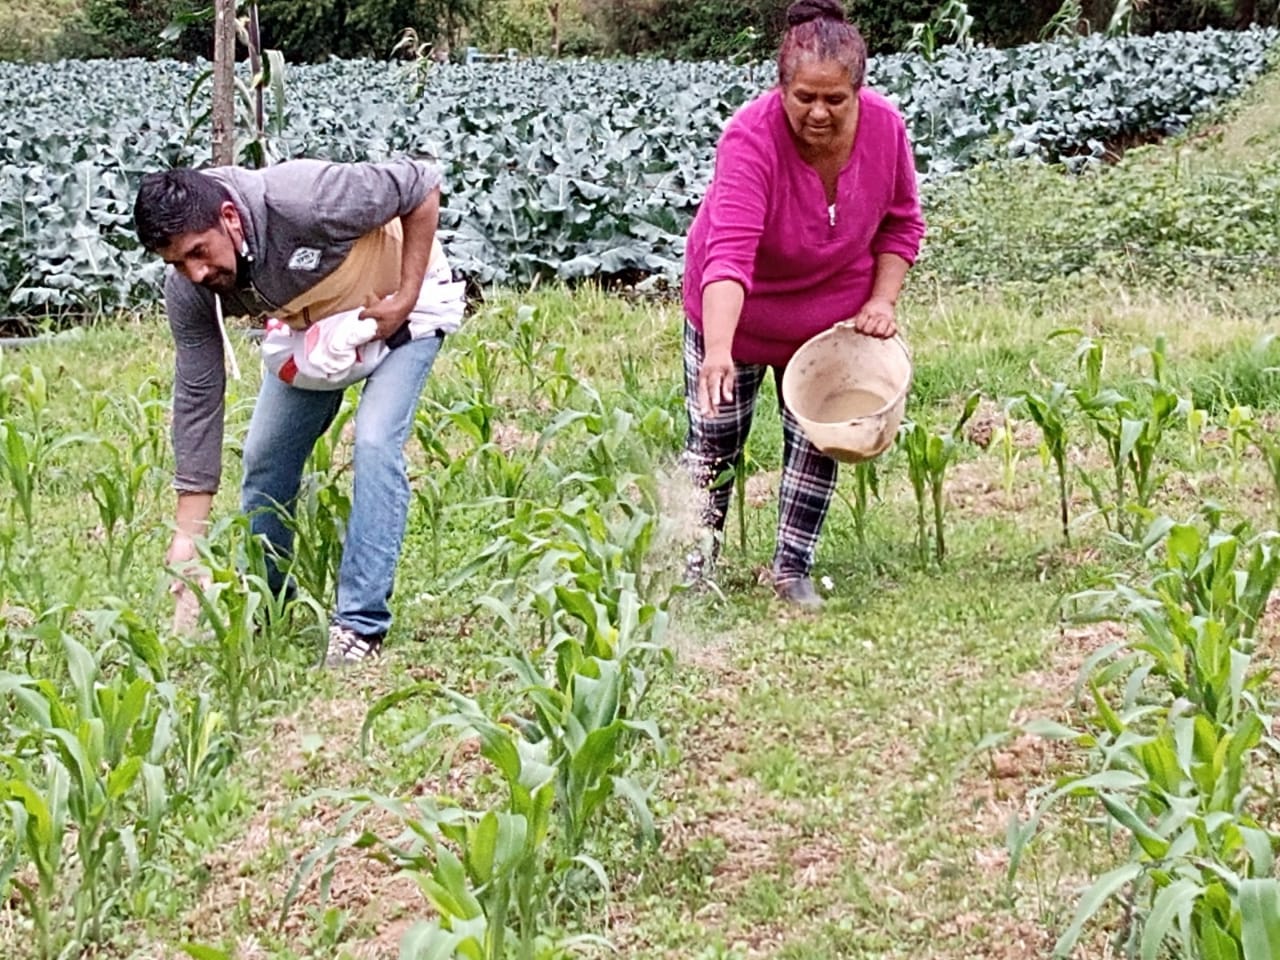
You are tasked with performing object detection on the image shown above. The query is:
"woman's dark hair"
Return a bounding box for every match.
[778,0,867,89]
[133,168,232,252]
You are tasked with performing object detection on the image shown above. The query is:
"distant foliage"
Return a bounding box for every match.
[256,0,482,62]
[2,0,1278,62]
[0,28,1275,320]
[56,0,209,59]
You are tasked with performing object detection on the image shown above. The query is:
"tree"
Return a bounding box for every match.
[212,0,236,166]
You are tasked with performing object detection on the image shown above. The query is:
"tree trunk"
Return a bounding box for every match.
[550,1,562,57]
[212,0,237,166]
[1236,0,1258,25]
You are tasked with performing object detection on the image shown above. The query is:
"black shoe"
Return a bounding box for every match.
[324,622,384,667]
[774,576,824,609]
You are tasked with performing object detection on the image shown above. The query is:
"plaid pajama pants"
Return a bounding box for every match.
[680,321,838,581]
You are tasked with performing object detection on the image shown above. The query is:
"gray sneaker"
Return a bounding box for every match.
[774,576,824,609]
[325,623,384,667]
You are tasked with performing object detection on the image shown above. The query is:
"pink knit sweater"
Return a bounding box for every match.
[683,86,926,367]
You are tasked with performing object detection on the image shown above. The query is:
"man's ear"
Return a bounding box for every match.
[220,201,243,243]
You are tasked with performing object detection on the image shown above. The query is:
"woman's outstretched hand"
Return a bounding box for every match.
[697,349,736,418]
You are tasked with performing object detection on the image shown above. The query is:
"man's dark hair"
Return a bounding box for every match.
[133,168,232,252]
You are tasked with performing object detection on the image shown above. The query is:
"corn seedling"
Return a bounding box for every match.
[732,445,759,555]
[88,441,151,586]
[994,404,1021,501]
[1187,405,1209,468]
[1016,514,1280,957]
[1018,383,1074,543]
[906,0,974,60]
[1074,381,1181,541]
[504,305,576,409]
[111,380,169,473]
[510,304,546,396]
[837,460,881,548]
[898,391,980,565]
[1040,0,1083,40]
[0,635,178,958]
[1225,404,1255,487]
[277,403,354,605]
[179,515,321,730]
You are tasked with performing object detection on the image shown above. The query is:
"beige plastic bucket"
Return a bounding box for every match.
[781,323,913,464]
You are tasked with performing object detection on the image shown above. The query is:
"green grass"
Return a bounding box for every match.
[9,272,1280,958]
[5,66,1280,960]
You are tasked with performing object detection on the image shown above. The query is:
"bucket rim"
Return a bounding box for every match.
[784,328,913,426]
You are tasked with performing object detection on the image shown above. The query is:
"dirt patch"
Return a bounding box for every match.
[788,837,847,890]
[186,793,424,944]
[928,912,1059,959]
[182,692,449,950]
[965,399,1041,451]
[1253,592,1280,679]
[346,918,418,959]
[947,622,1126,880]
[670,627,745,685]
[744,470,776,508]
[1018,621,1129,706]
[490,420,536,457]
[946,457,1043,518]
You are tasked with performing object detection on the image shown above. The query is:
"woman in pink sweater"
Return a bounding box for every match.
[682,0,926,607]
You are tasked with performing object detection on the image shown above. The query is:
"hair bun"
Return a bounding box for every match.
[786,0,846,26]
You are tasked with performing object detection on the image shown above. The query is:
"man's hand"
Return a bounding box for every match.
[360,294,414,341]
[697,349,736,418]
[850,296,897,339]
[360,187,440,342]
[166,532,210,636]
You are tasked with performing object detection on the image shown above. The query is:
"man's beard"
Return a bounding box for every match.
[198,227,249,295]
[199,269,237,294]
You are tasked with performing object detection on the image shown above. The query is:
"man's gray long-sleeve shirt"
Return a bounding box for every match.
[164,158,442,494]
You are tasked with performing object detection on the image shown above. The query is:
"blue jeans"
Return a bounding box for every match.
[241,333,443,637]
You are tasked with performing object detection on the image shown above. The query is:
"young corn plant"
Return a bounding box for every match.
[1154,522,1280,644]
[1225,404,1255,487]
[0,418,90,545]
[1074,388,1133,535]
[496,652,662,861]
[1018,382,1074,544]
[178,515,320,730]
[993,403,1022,501]
[1011,683,1280,959]
[1250,426,1280,530]
[507,304,576,408]
[1016,517,1280,958]
[88,441,152,586]
[111,379,170,474]
[1075,384,1182,542]
[0,635,179,958]
[1186,405,1209,468]
[296,735,603,960]
[898,391,980,565]
[278,403,354,605]
[836,460,881,548]
[562,387,660,513]
[727,445,762,556]
[1124,389,1185,534]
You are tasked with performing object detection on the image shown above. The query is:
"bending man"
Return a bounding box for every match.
[134,157,458,666]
